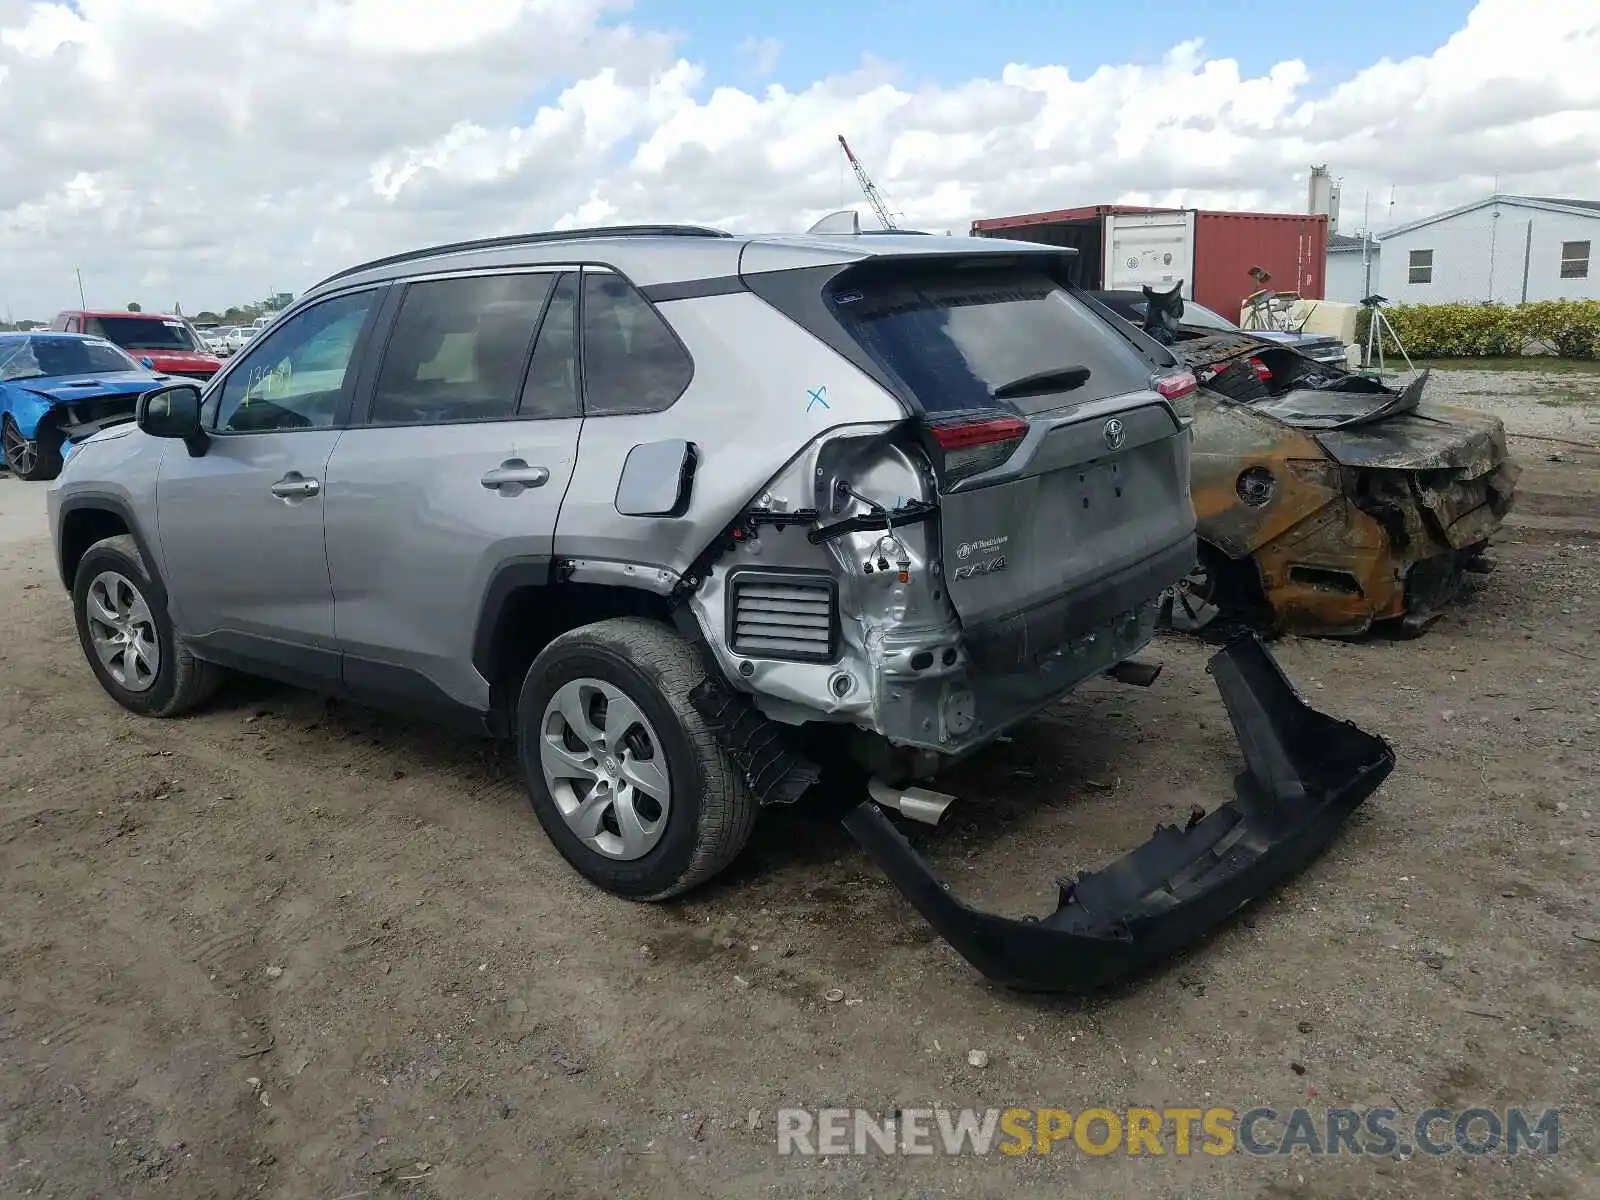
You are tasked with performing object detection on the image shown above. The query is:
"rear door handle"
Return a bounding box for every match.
[481,460,549,493]
[270,473,320,499]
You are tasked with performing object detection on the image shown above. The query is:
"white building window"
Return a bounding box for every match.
[1408,249,1433,284]
[1560,240,1591,280]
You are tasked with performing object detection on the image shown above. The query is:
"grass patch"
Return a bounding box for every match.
[1416,357,1600,376]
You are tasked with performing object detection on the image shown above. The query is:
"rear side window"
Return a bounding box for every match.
[830,268,1154,416]
[581,273,692,416]
[521,273,579,419]
[372,273,555,425]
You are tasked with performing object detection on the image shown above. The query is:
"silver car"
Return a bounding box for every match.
[46,222,1391,991]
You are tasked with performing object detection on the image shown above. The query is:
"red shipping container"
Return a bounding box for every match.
[1193,210,1327,320]
[970,206,1328,321]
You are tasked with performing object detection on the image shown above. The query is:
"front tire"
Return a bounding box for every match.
[72,535,225,716]
[515,618,757,901]
[2,414,62,481]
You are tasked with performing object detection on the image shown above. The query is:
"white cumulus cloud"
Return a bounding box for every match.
[0,0,1596,317]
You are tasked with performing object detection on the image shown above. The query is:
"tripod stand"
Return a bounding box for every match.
[1360,294,1414,375]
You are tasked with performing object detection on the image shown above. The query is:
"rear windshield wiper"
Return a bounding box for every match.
[990,364,1090,401]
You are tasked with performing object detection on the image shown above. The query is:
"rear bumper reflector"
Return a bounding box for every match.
[841,633,1394,992]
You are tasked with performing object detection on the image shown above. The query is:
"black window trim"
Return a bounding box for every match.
[516,271,580,421]
[205,282,392,437]
[575,265,697,418]
[1559,240,1590,279]
[357,267,572,429]
[1407,248,1434,285]
[334,259,695,427]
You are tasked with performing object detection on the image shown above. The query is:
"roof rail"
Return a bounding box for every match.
[313,224,734,289]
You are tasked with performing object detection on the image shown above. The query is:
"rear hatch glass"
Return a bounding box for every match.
[828,266,1158,415]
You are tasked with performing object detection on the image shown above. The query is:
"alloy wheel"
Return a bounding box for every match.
[2,420,37,477]
[84,570,161,692]
[539,677,672,861]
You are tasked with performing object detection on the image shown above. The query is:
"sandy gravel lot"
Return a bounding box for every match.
[2,366,1598,1199]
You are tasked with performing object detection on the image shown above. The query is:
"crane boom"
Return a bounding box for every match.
[837,134,897,230]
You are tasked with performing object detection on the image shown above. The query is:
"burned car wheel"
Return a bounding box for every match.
[71,535,226,717]
[2,415,62,482]
[1162,561,1223,633]
[515,618,757,901]
[1159,545,1272,639]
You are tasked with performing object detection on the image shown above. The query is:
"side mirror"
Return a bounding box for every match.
[136,383,208,456]
[139,356,156,369]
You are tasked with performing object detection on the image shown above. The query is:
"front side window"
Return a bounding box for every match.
[370,273,554,425]
[86,315,200,352]
[581,273,692,416]
[1408,249,1433,285]
[832,267,1154,416]
[215,290,378,433]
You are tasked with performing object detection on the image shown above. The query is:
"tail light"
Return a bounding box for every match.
[923,413,1028,486]
[1153,370,1198,420]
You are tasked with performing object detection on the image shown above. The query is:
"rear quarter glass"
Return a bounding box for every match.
[829,267,1155,416]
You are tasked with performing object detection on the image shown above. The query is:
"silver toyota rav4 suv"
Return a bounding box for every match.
[48,223,1392,992]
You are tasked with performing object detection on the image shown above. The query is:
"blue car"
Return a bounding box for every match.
[0,332,170,481]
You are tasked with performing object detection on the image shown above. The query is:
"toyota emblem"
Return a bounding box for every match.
[1103,417,1126,451]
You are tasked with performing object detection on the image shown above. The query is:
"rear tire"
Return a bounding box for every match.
[2,414,62,482]
[515,618,757,901]
[72,534,225,716]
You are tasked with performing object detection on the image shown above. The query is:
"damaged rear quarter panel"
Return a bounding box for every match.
[687,427,957,729]
[551,290,906,577]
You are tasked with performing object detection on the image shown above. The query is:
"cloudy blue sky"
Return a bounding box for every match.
[640,0,1471,90]
[1,0,1594,316]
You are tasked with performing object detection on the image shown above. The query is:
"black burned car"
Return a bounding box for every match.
[1090,285,1521,637]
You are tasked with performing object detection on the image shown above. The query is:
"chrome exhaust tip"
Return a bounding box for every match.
[867,778,957,826]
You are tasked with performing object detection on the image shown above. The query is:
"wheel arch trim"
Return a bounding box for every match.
[55,492,166,606]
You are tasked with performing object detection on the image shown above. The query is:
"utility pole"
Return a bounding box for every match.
[1520,219,1533,304]
[1488,204,1501,302]
[1362,192,1374,298]
[75,268,87,308]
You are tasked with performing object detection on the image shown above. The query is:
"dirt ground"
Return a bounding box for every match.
[2,367,1598,1199]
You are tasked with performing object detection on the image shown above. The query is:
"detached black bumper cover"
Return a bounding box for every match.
[842,634,1395,992]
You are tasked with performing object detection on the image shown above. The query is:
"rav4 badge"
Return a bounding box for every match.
[953,555,1007,581]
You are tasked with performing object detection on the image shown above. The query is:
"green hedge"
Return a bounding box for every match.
[1354,300,1600,359]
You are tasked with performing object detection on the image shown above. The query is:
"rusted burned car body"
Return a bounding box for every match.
[1091,287,1520,636]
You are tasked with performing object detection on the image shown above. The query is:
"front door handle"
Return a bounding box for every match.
[270,472,320,499]
[481,460,550,494]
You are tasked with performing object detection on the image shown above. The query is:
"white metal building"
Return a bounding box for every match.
[1325,232,1379,303]
[1373,196,1598,305]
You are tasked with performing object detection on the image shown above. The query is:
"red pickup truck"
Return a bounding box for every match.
[50,310,222,381]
